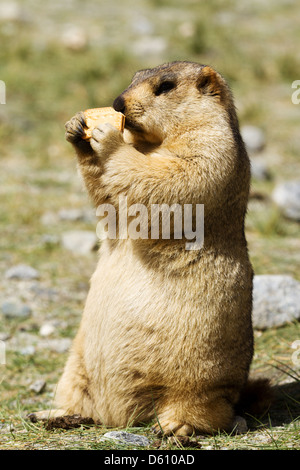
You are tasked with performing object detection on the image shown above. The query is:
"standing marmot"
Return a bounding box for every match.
[53,61,268,435]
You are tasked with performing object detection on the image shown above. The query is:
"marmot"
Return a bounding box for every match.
[52,61,270,435]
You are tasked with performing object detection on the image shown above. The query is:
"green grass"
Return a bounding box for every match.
[0,323,299,450]
[0,0,299,451]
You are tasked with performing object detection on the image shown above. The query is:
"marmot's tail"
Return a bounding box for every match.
[236,378,274,417]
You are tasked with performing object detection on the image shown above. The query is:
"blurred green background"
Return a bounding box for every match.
[0,0,299,274]
[0,0,300,449]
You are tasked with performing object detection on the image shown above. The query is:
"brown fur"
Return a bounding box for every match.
[54,61,265,435]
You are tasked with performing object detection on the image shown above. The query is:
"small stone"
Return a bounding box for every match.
[241,125,265,153]
[131,36,167,58]
[102,431,151,447]
[178,22,196,38]
[253,275,300,329]
[61,230,98,255]
[272,180,300,221]
[0,423,14,433]
[5,264,40,280]
[1,300,32,319]
[58,208,95,223]
[40,211,58,226]
[58,208,85,222]
[130,15,153,35]
[29,379,46,394]
[0,2,24,22]
[0,332,10,341]
[19,345,35,356]
[39,323,56,337]
[61,25,88,51]
[41,234,60,246]
[250,157,271,181]
[30,283,58,301]
[38,338,71,353]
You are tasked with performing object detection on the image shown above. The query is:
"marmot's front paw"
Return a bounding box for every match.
[90,123,124,158]
[65,111,87,144]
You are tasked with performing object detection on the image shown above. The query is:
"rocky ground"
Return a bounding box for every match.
[0,0,299,450]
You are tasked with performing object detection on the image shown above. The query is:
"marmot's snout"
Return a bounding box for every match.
[113,95,126,114]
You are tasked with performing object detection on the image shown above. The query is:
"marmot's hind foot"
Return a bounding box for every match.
[152,419,194,437]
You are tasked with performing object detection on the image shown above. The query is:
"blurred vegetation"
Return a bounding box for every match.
[0,0,299,450]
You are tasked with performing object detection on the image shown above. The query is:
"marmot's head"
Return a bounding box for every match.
[113,61,237,145]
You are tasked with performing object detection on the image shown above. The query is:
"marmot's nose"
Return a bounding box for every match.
[113,95,126,114]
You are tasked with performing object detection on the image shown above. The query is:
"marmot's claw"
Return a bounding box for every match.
[76,123,84,135]
[78,114,87,129]
[65,112,87,144]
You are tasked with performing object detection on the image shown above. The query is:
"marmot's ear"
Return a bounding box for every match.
[197,66,223,98]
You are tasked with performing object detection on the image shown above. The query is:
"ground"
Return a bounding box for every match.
[0,0,299,450]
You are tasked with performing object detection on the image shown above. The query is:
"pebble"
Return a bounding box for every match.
[29,379,46,394]
[131,36,167,57]
[39,323,56,337]
[102,431,151,447]
[58,208,86,222]
[252,274,300,330]
[19,345,35,356]
[130,15,153,35]
[272,180,300,221]
[0,2,25,22]
[0,424,14,433]
[41,208,96,226]
[58,208,95,223]
[38,338,71,353]
[5,264,40,280]
[30,283,58,301]
[40,211,58,226]
[178,21,195,38]
[1,300,32,319]
[250,157,271,181]
[61,25,88,51]
[61,230,98,255]
[241,125,265,153]
[41,234,60,246]
[0,332,10,341]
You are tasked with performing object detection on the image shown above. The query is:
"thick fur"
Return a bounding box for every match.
[56,61,258,435]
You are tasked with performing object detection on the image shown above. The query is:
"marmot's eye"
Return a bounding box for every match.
[155,81,175,96]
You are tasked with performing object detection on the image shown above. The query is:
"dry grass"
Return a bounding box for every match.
[0,0,299,451]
